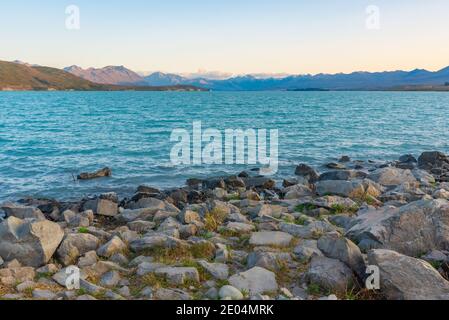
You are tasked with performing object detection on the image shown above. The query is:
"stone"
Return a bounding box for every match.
[434,189,449,200]
[0,216,64,267]
[280,221,335,239]
[218,285,243,300]
[319,170,367,181]
[97,236,127,258]
[154,267,199,285]
[421,250,447,264]
[153,288,192,300]
[77,294,97,300]
[312,196,358,210]
[198,260,229,280]
[16,280,36,292]
[56,233,100,266]
[228,267,278,295]
[317,232,365,278]
[205,287,219,299]
[368,167,417,186]
[346,199,449,256]
[295,164,319,183]
[315,180,365,198]
[77,167,111,180]
[215,243,230,263]
[418,151,449,171]
[36,264,58,275]
[1,202,45,220]
[219,222,255,234]
[368,249,449,300]
[130,234,185,252]
[78,251,98,268]
[293,240,323,261]
[249,231,293,247]
[137,262,166,276]
[0,267,35,285]
[32,289,57,300]
[249,204,286,219]
[127,220,155,233]
[305,256,354,294]
[284,184,313,199]
[178,209,201,224]
[99,270,121,288]
[247,251,292,272]
[83,198,118,217]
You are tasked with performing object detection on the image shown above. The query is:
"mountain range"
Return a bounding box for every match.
[0,61,206,91]
[64,65,449,91]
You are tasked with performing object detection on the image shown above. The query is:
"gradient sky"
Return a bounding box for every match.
[1,0,449,75]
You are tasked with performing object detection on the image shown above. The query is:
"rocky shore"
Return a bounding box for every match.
[1,151,449,300]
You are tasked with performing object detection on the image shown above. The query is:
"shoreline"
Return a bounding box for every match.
[1,150,449,300]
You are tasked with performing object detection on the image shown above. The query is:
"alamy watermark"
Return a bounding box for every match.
[65,5,80,30]
[366,5,380,30]
[365,265,380,290]
[170,121,279,175]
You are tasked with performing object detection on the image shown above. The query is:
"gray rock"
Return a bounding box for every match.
[295,164,319,183]
[218,285,243,300]
[319,170,367,181]
[280,221,335,239]
[0,216,64,267]
[127,220,156,233]
[97,236,127,258]
[154,267,200,285]
[418,151,449,171]
[0,267,35,286]
[284,184,313,199]
[247,251,292,272]
[198,260,229,280]
[311,196,358,210]
[1,202,45,220]
[315,180,365,198]
[368,167,417,186]
[249,231,293,247]
[153,288,192,300]
[56,233,100,266]
[205,287,219,299]
[317,232,366,278]
[228,267,278,295]
[305,256,354,294]
[130,234,185,252]
[422,250,447,263]
[293,240,323,261]
[99,270,121,288]
[32,289,57,300]
[78,251,98,268]
[137,262,166,276]
[368,249,449,300]
[83,198,118,217]
[52,266,87,287]
[219,222,255,234]
[346,199,449,256]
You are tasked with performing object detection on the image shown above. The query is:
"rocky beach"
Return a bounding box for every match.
[1,151,449,301]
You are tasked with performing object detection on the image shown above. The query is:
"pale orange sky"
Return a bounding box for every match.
[1,0,449,75]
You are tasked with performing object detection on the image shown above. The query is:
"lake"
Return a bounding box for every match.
[0,91,448,201]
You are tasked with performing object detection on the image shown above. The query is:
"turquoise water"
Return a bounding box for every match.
[0,91,448,201]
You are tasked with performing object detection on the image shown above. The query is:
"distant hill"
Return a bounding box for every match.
[144,72,186,86]
[141,68,449,91]
[0,61,207,91]
[64,65,146,85]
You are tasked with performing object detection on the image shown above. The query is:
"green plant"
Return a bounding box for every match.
[78,227,89,234]
[294,203,316,213]
[307,283,323,296]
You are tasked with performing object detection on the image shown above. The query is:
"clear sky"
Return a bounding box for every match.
[1,0,449,75]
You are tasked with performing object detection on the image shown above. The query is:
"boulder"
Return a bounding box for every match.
[249,231,293,247]
[83,198,118,217]
[315,180,365,198]
[418,151,449,171]
[368,249,449,300]
[198,260,229,280]
[77,167,112,180]
[247,251,292,272]
[293,240,323,261]
[97,236,127,258]
[317,232,365,278]
[305,256,354,294]
[295,164,319,183]
[1,202,45,220]
[0,216,64,267]
[228,267,278,295]
[368,167,417,186]
[154,267,199,285]
[56,233,100,266]
[346,199,449,256]
[219,285,243,300]
[319,170,367,181]
[0,267,35,286]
